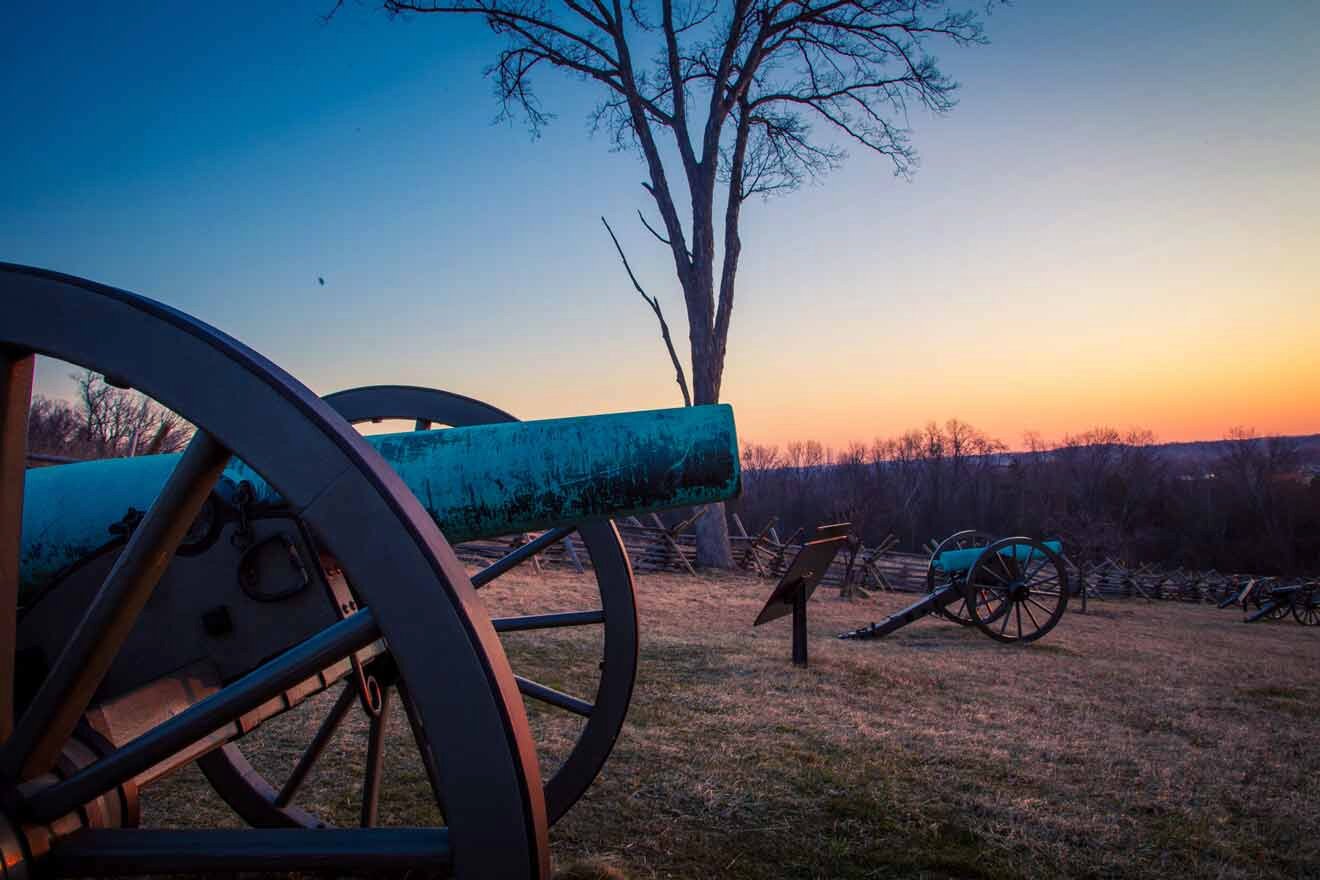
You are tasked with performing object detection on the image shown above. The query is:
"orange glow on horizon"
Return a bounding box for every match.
[718,288,1320,452]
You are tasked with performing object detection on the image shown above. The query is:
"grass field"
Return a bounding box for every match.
[147,569,1320,879]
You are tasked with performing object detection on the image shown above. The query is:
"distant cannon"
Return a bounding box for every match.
[1218,578,1285,618]
[0,264,740,879]
[839,530,1070,644]
[1217,578,1319,626]
[1233,580,1320,626]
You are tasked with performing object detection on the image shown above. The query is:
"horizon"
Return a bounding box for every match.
[4,2,1318,448]
[739,423,1320,463]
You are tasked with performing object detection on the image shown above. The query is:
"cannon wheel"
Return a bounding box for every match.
[1251,582,1289,621]
[1291,586,1318,626]
[0,265,548,878]
[964,537,1069,644]
[925,529,993,626]
[199,385,638,826]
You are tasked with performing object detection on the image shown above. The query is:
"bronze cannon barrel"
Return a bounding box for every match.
[20,404,740,596]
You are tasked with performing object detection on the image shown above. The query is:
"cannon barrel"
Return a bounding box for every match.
[20,404,739,596]
[931,539,1062,575]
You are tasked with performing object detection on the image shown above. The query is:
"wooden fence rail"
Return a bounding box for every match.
[455,514,1315,606]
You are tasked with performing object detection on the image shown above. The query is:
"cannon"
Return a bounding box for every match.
[838,530,1070,644]
[0,263,740,879]
[1231,579,1320,626]
[1218,578,1289,620]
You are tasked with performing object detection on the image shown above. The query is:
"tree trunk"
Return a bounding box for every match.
[695,502,734,569]
[677,214,735,569]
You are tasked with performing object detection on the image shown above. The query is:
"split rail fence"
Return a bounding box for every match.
[456,512,1315,607]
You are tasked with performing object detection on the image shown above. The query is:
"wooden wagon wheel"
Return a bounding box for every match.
[964,537,1069,644]
[1290,585,1318,627]
[0,265,549,878]
[925,529,993,626]
[199,385,638,826]
[1255,581,1290,621]
[1267,589,1292,620]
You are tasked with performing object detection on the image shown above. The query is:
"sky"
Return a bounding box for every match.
[3,1,1317,451]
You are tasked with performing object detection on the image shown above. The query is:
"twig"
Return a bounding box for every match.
[637,209,690,258]
[602,217,692,407]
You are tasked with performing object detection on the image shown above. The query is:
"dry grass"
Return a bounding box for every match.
[146,569,1320,879]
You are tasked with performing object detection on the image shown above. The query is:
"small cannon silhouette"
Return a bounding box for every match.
[0,264,740,879]
[1222,578,1320,626]
[839,530,1070,644]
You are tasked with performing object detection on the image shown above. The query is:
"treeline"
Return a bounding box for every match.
[731,420,1320,575]
[25,380,1320,576]
[26,370,192,462]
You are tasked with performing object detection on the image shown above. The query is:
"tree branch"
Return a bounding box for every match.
[637,208,692,258]
[601,217,692,406]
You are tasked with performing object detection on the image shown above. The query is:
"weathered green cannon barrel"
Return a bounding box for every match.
[20,404,739,597]
[932,539,1062,575]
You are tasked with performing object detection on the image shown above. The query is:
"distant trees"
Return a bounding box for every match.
[1210,428,1305,571]
[732,421,1320,575]
[27,371,192,462]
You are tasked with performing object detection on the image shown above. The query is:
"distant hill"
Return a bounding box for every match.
[1118,433,1320,470]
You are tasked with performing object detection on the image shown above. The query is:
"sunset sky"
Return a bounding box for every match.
[3,2,1317,451]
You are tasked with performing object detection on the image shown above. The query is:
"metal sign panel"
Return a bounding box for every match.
[753,533,848,626]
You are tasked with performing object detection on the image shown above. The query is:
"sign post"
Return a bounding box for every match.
[752,523,850,667]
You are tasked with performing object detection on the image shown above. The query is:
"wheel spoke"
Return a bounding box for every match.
[1026,596,1057,618]
[514,676,593,717]
[978,563,1009,586]
[1015,603,1024,639]
[361,686,392,828]
[23,609,382,824]
[1027,575,1061,592]
[999,605,1012,635]
[276,683,358,807]
[396,679,445,819]
[492,609,605,633]
[0,350,34,745]
[973,591,1004,622]
[1022,600,1041,631]
[996,551,1016,582]
[2,429,231,781]
[471,526,577,588]
[1021,552,1050,585]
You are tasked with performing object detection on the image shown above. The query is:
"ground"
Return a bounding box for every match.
[147,569,1320,879]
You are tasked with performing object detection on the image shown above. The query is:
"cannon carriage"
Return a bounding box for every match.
[0,264,740,878]
[839,529,1070,644]
[1220,578,1320,626]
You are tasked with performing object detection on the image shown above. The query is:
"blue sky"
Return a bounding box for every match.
[3,1,1317,447]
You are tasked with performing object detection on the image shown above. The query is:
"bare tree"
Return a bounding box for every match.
[27,371,192,462]
[740,440,783,472]
[74,371,192,457]
[352,0,995,566]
